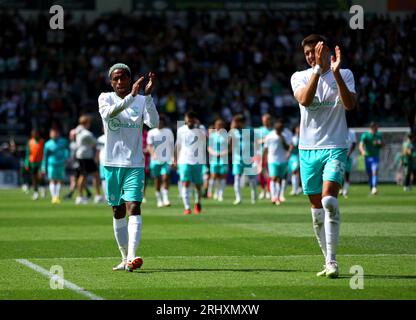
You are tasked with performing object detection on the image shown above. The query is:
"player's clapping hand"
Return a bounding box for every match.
[331,46,341,74]
[144,72,156,95]
[131,76,145,97]
[315,41,324,67]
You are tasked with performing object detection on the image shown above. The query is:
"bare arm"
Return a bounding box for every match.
[331,46,356,110]
[359,141,366,156]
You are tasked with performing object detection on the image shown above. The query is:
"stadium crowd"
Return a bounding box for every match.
[0,9,415,140]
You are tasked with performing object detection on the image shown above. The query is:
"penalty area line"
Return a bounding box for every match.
[15,258,105,300]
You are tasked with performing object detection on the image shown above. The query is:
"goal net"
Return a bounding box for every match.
[350,127,411,184]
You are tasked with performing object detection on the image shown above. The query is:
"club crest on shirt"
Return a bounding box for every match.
[109,118,121,131]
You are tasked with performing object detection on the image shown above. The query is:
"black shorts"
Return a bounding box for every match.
[77,159,98,175]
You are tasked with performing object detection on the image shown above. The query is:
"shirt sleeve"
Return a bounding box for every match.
[146,131,153,146]
[143,95,159,128]
[290,71,308,95]
[98,92,135,121]
[342,69,356,94]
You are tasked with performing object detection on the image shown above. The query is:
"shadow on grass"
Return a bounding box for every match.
[137,268,300,274]
[336,274,416,280]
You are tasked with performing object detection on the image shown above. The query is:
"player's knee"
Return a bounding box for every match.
[128,201,141,216]
[321,196,339,219]
[112,205,126,219]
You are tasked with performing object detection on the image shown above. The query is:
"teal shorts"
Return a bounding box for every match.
[150,162,170,177]
[232,163,257,176]
[104,166,145,206]
[299,148,347,195]
[288,154,300,173]
[345,157,353,173]
[210,163,228,175]
[179,164,204,185]
[47,164,65,181]
[268,162,288,179]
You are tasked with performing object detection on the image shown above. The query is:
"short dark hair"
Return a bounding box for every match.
[185,110,197,119]
[370,121,378,129]
[233,114,245,123]
[301,34,328,48]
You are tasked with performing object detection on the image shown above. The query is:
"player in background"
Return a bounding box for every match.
[96,131,106,201]
[341,128,357,198]
[256,114,273,200]
[230,114,258,205]
[207,118,229,202]
[24,129,46,200]
[359,122,384,195]
[99,63,159,272]
[176,111,206,214]
[263,121,290,205]
[41,127,69,204]
[63,128,93,201]
[276,118,293,202]
[402,132,416,191]
[290,34,356,278]
[74,115,102,204]
[147,114,174,207]
[288,125,301,196]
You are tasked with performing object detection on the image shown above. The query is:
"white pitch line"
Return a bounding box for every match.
[15,259,104,300]
[12,253,416,261]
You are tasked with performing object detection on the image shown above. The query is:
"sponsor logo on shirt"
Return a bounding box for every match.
[308,98,336,111]
[108,118,141,131]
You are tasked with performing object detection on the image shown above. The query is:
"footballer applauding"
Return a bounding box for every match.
[98,64,159,272]
[290,35,356,278]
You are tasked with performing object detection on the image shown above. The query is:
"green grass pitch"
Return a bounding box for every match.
[0,184,415,300]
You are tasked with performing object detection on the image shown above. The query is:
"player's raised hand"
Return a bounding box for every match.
[331,45,341,73]
[131,76,145,97]
[315,41,324,66]
[144,72,156,96]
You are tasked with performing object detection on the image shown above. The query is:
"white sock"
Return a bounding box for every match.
[291,174,299,193]
[249,177,256,201]
[234,175,241,201]
[311,207,327,259]
[155,191,162,203]
[343,182,350,195]
[113,217,128,261]
[178,181,182,197]
[161,188,169,203]
[182,185,191,209]
[127,215,142,261]
[214,179,220,198]
[208,178,214,195]
[270,181,276,199]
[49,182,55,198]
[56,183,61,198]
[275,182,281,200]
[219,179,226,198]
[322,196,340,263]
[280,179,286,198]
[195,188,201,204]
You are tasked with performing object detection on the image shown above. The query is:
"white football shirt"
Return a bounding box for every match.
[176,125,207,165]
[147,127,175,164]
[98,92,159,168]
[290,68,356,150]
[264,131,288,163]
